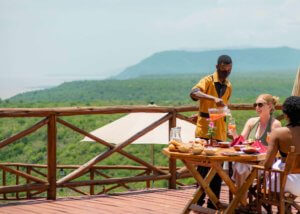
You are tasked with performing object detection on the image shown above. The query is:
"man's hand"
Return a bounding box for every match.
[214,98,225,107]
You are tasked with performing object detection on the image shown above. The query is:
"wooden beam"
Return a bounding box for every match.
[47,115,57,200]
[176,113,197,125]
[0,104,283,117]
[57,118,167,175]
[1,163,164,170]
[57,113,172,185]
[0,183,48,194]
[168,111,177,189]
[58,174,171,188]
[90,169,94,195]
[67,186,89,196]
[94,170,130,190]
[0,165,47,183]
[31,168,47,178]
[0,118,48,149]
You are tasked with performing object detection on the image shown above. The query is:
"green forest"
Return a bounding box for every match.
[0,71,295,198]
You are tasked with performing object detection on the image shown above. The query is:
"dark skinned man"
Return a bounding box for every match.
[190,55,233,209]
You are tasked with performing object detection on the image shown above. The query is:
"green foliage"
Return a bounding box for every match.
[8,71,295,106]
[0,71,293,197]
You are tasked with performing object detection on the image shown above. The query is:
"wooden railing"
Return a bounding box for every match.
[0,104,283,200]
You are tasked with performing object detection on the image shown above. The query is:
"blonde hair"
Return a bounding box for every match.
[257,94,279,113]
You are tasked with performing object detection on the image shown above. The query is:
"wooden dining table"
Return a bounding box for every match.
[163,147,266,214]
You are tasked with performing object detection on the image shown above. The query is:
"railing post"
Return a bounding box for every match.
[26,166,32,199]
[90,168,94,195]
[2,170,7,199]
[16,166,19,199]
[168,110,177,189]
[47,114,57,200]
[146,170,150,189]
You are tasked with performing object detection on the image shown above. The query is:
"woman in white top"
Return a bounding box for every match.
[230,94,281,200]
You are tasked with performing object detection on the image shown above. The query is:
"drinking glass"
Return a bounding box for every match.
[228,117,236,133]
[266,132,271,144]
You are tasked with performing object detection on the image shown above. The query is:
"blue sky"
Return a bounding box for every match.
[0,0,300,98]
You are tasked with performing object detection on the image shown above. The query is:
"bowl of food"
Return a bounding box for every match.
[242,138,255,145]
[242,146,259,154]
[218,142,231,148]
[233,145,246,151]
[203,147,218,156]
[195,138,207,146]
[178,144,191,153]
[192,145,204,155]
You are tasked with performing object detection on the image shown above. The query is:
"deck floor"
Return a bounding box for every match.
[0,185,299,214]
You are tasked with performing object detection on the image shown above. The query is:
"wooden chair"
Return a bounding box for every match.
[253,146,300,214]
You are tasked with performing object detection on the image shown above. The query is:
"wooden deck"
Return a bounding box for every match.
[0,186,220,214]
[0,185,299,214]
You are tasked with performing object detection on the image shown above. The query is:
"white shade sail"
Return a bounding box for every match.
[82,112,196,145]
[292,67,300,96]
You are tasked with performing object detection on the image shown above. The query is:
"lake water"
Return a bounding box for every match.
[0,75,106,100]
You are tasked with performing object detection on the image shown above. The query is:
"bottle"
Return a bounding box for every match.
[170,127,182,143]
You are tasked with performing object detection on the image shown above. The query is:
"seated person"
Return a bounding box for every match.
[264,96,300,196]
[230,94,281,199]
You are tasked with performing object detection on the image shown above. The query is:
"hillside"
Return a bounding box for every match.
[116,47,300,79]
[8,71,295,105]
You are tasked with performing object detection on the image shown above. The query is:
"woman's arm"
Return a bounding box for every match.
[231,117,255,139]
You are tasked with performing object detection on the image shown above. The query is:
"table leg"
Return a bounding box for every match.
[181,167,217,214]
[225,169,257,214]
[183,160,222,211]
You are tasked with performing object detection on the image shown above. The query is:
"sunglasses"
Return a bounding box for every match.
[253,102,266,108]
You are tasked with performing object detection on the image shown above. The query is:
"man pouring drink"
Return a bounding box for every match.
[190,55,233,209]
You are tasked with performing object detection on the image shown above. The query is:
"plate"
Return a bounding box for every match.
[242,147,259,154]
[221,152,241,156]
[218,142,231,148]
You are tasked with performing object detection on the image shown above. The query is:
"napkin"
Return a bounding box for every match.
[251,140,267,153]
[230,135,245,146]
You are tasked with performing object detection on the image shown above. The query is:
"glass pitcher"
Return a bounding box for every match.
[170,127,182,143]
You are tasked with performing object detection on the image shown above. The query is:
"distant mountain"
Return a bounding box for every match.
[116,47,300,79]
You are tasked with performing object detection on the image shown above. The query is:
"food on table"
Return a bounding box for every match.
[242,146,258,154]
[169,139,182,147]
[233,145,246,151]
[218,141,231,148]
[178,144,190,153]
[203,147,218,156]
[192,144,204,155]
[195,138,207,146]
[242,138,255,145]
[168,144,177,152]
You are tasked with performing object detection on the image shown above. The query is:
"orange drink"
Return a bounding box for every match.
[228,124,236,132]
[228,117,236,134]
[266,132,271,144]
[209,113,225,121]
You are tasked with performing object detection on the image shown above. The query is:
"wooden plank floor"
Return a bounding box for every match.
[0,185,299,214]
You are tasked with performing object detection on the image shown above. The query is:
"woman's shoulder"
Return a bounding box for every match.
[272,126,290,135]
[271,118,282,128]
[247,117,259,125]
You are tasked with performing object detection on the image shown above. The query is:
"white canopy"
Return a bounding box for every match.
[82,112,196,144]
[292,67,300,96]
